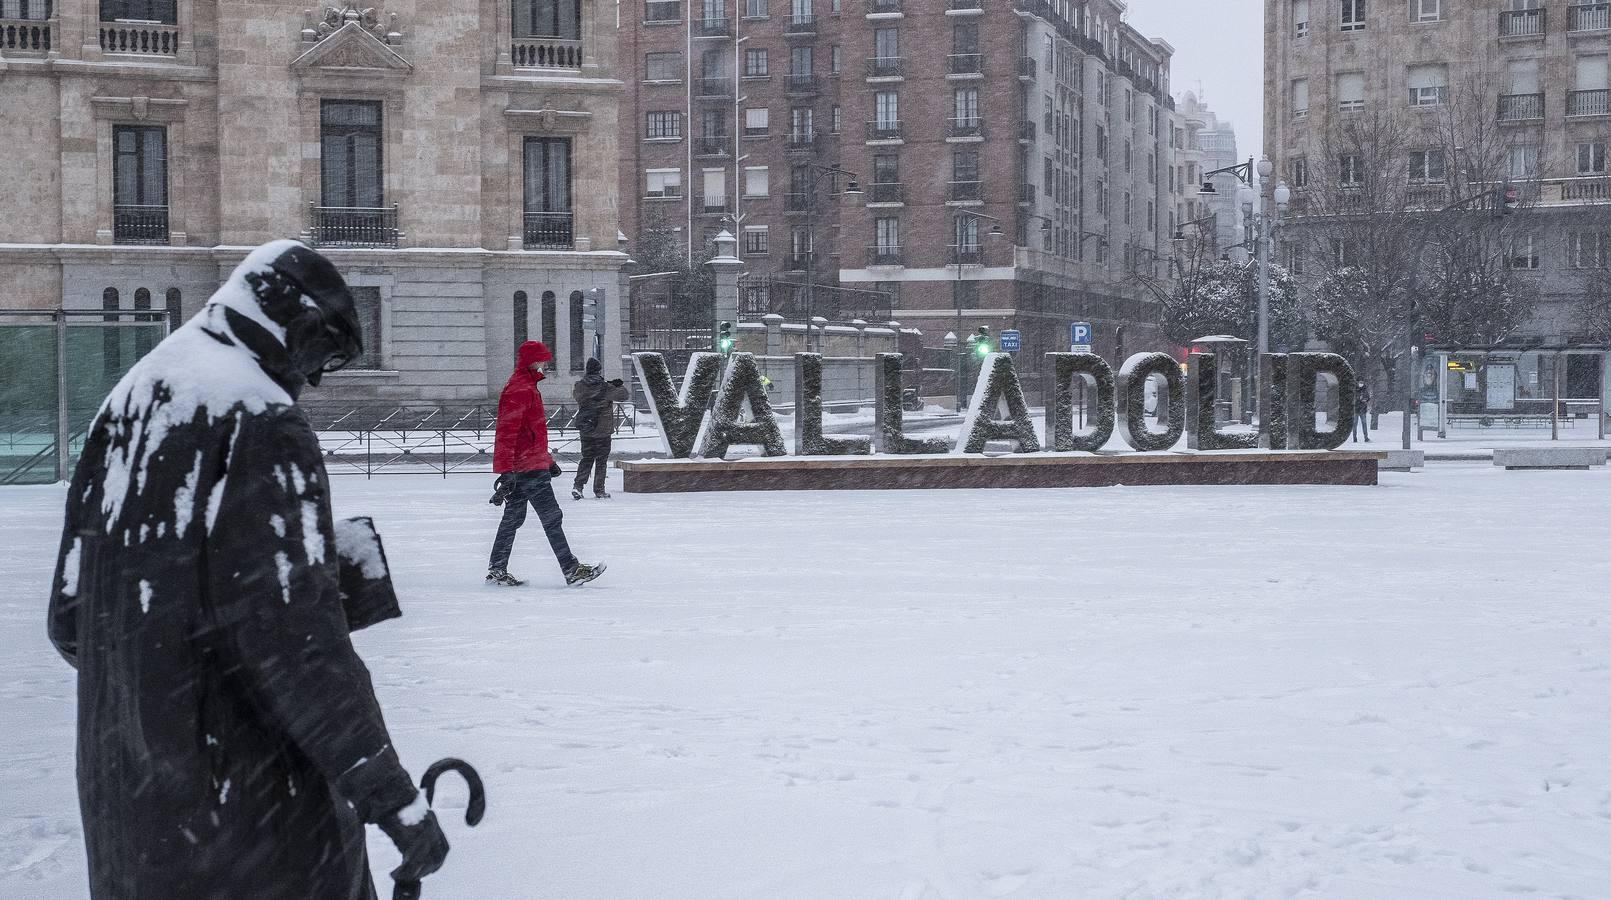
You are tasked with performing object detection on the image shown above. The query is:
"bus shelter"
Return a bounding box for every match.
[1422,342,1611,441]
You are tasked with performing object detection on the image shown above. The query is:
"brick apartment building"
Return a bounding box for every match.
[618,0,1191,397]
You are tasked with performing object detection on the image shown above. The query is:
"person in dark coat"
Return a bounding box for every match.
[47,240,448,900]
[487,340,605,586]
[570,357,629,499]
[1354,378,1372,442]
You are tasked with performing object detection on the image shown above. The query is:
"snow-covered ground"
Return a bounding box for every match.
[4,466,1611,898]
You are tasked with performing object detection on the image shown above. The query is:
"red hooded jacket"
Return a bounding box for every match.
[493,341,555,474]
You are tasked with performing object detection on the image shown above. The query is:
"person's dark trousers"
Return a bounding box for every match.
[488,470,577,574]
[1354,409,1371,441]
[573,434,612,495]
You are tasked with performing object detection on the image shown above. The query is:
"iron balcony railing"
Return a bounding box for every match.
[869,245,902,266]
[786,253,811,270]
[949,117,983,138]
[694,135,731,156]
[786,130,818,151]
[865,0,901,12]
[949,180,982,201]
[948,53,982,75]
[866,120,903,140]
[1568,89,1611,117]
[113,205,169,245]
[1570,3,1610,32]
[0,16,52,52]
[695,17,731,37]
[868,182,904,203]
[700,197,732,214]
[785,14,816,33]
[787,73,818,93]
[866,56,902,78]
[951,246,983,265]
[309,205,400,248]
[784,191,814,212]
[1018,56,1035,79]
[512,37,582,68]
[644,0,680,21]
[1500,93,1545,121]
[1018,120,1036,141]
[523,211,574,250]
[948,0,983,10]
[1500,7,1545,36]
[696,76,734,98]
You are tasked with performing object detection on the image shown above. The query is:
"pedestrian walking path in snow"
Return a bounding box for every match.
[2,467,1609,897]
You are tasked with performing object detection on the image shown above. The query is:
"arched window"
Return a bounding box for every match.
[164,288,181,331]
[133,288,154,357]
[102,287,120,311]
[540,291,557,354]
[513,291,529,348]
[569,290,585,372]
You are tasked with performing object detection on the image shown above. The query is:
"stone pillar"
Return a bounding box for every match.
[764,313,785,356]
[707,230,742,347]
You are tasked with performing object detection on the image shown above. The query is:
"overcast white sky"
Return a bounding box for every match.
[1122,0,1266,158]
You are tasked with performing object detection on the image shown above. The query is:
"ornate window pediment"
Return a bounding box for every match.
[293,5,410,73]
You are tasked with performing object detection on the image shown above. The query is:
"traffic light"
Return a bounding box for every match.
[582,287,606,328]
[718,321,734,353]
[973,325,991,357]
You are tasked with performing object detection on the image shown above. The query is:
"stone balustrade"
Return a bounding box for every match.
[100,21,179,56]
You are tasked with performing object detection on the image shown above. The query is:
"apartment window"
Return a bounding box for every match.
[1122,191,1132,224]
[1124,89,1134,122]
[320,100,383,209]
[790,0,811,22]
[873,153,898,184]
[744,48,768,77]
[1290,156,1310,188]
[1508,58,1541,100]
[791,106,814,136]
[646,52,683,81]
[1341,0,1365,30]
[831,105,841,133]
[791,226,812,259]
[1147,199,1156,232]
[875,91,898,126]
[1408,64,1448,107]
[953,147,979,186]
[1510,144,1540,178]
[1569,232,1610,269]
[1579,141,1608,174]
[701,168,727,213]
[540,291,557,352]
[875,217,900,252]
[513,0,581,40]
[954,88,980,127]
[1409,0,1439,24]
[345,287,382,369]
[1409,148,1446,182]
[1337,72,1364,111]
[112,125,167,245]
[790,46,813,76]
[1292,78,1309,118]
[875,27,898,61]
[830,44,841,74]
[954,214,980,253]
[743,226,769,255]
[1339,152,1363,185]
[1044,33,1055,71]
[1044,157,1054,197]
[1293,0,1310,36]
[1148,151,1156,183]
[1043,94,1054,132]
[100,0,176,22]
[744,107,769,135]
[1507,235,1539,270]
[1095,124,1107,160]
[645,168,682,197]
[1096,177,1107,213]
[744,0,767,16]
[523,137,573,249]
[700,109,727,140]
[646,111,681,140]
[743,166,769,197]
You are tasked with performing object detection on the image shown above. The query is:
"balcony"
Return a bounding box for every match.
[784,191,815,212]
[785,130,819,152]
[948,180,982,202]
[1561,175,1611,202]
[1569,89,1611,117]
[644,0,681,23]
[100,21,179,56]
[1570,3,1610,32]
[512,37,582,68]
[695,17,731,37]
[1,17,53,54]
[951,246,983,265]
[699,197,732,215]
[113,205,169,246]
[1018,120,1036,142]
[868,182,904,203]
[523,212,574,250]
[1499,93,1545,121]
[1499,7,1545,36]
[742,124,769,137]
[1018,56,1035,80]
[865,0,902,13]
[786,253,811,271]
[785,14,817,35]
[869,245,903,266]
[1018,182,1035,203]
[866,56,903,78]
[694,135,732,157]
[947,0,983,11]
[949,117,984,138]
[786,73,819,94]
[309,205,400,249]
[865,120,903,141]
[947,53,983,76]
[696,76,734,99]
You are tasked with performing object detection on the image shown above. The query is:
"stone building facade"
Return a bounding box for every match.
[1176,90,1245,254]
[0,0,627,404]
[616,0,1190,398]
[1264,0,1611,340]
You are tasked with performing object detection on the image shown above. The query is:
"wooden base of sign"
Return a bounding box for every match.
[619,451,1384,493]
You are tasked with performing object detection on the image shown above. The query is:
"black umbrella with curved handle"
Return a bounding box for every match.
[392,759,486,900]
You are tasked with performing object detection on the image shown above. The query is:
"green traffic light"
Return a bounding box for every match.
[975,342,991,357]
[719,337,734,352]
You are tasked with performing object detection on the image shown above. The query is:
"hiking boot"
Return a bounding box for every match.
[571,488,583,500]
[565,562,607,587]
[594,491,611,499]
[486,568,524,587]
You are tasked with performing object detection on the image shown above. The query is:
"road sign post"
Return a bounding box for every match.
[1071,321,1092,354]
[1000,329,1021,353]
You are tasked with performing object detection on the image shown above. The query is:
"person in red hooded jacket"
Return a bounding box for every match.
[487,340,605,586]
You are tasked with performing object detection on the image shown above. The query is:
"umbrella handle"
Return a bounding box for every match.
[389,758,486,900]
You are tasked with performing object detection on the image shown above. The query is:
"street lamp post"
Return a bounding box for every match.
[951,207,1005,410]
[1204,157,1287,418]
[802,164,861,353]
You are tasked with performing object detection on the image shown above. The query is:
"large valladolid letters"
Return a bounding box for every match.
[631,350,1358,460]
